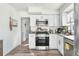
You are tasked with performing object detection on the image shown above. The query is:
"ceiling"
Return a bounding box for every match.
[9,3,64,11]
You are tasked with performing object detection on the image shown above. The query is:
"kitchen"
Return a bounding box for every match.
[28,3,74,56]
[0,3,75,56]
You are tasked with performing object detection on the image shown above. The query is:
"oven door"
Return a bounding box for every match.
[36,37,49,46]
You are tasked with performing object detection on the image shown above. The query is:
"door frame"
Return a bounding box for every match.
[21,17,30,44]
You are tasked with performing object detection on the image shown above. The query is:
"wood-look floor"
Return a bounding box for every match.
[6,41,61,56]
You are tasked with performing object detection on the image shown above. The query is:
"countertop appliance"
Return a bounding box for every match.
[56,28,63,33]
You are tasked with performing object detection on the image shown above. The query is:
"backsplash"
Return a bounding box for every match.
[49,26,59,34]
[30,26,59,34]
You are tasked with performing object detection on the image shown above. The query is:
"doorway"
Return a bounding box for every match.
[21,17,30,45]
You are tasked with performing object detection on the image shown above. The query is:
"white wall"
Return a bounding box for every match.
[19,11,29,17]
[0,3,21,55]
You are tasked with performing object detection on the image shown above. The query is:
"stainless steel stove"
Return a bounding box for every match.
[35,19,49,50]
[36,31,49,50]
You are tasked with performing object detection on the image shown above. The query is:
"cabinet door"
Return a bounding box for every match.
[30,15,36,26]
[34,15,41,20]
[54,15,59,26]
[49,34,57,49]
[58,35,64,55]
[30,15,41,26]
[60,37,64,55]
[29,34,35,49]
[48,15,55,26]
[43,15,49,20]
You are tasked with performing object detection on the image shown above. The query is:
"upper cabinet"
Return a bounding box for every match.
[48,15,55,26]
[30,15,49,26]
[48,15,59,26]
[43,15,49,21]
[30,15,41,26]
[30,15,36,26]
[30,15,59,26]
[54,14,59,26]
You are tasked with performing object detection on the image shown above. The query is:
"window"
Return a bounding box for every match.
[67,11,74,34]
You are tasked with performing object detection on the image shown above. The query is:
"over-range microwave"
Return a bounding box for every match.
[36,19,48,26]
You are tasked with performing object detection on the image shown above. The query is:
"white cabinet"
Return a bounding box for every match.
[57,35,64,55]
[29,34,36,49]
[43,15,49,20]
[30,15,59,26]
[49,34,58,49]
[30,15,42,26]
[30,15,49,26]
[48,15,59,26]
[48,15,55,26]
[54,15,59,26]
[35,15,49,21]
[34,15,41,20]
[30,15,36,26]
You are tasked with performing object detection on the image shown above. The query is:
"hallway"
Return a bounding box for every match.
[6,41,61,56]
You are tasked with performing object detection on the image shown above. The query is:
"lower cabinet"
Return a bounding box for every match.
[49,34,58,49]
[29,34,64,56]
[57,35,64,56]
[29,34,36,49]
